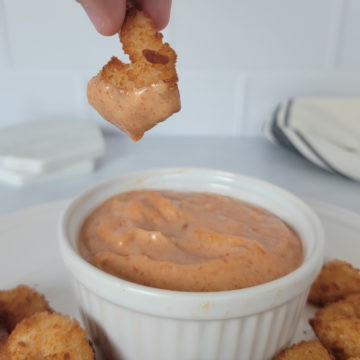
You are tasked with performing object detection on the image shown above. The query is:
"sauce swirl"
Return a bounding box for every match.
[79,190,302,291]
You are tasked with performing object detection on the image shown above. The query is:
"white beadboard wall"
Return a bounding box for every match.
[0,0,360,136]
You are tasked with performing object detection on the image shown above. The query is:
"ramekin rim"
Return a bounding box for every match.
[58,167,325,316]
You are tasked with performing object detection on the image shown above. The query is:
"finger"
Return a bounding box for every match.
[77,0,127,36]
[138,0,172,30]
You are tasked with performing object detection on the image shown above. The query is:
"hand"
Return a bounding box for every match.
[77,0,172,36]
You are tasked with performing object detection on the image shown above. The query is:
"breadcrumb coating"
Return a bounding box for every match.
[308,259,360,306]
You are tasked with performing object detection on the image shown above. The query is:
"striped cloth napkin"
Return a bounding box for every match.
[263,97,360,182]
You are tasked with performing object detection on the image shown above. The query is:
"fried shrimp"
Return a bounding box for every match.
[310,293,360,360]
[0,349,7,360]
[87,2,180,141]
[2,311,94,359]
[308,259,360,306]
[0,328,7,351]
[272,340,335,360]
[0,285,51,333]
[0,285,94,359]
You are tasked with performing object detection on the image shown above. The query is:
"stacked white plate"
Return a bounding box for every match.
[0,120,105,186]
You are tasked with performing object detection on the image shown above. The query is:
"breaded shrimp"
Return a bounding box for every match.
[308,259,360,307]
[87,2,180,141]
[0,285,51,332]
[310,293,360,360]
[3,311,94,359]
[273,340,335,360]
[0,328,7,351]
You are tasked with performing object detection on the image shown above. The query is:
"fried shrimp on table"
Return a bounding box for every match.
[0,328,7,352]
[272,340,335,360]
[88,2,180,141]
[0,285,51,333]
[310,293,360,360]
[1,311,94,360]
[308,259,360,307]
[0,285,94,359]
[0,285,51,357]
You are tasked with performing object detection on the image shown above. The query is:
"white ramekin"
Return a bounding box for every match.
[58,167,324,360]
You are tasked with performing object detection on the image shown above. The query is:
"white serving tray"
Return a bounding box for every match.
[0,199,359,357]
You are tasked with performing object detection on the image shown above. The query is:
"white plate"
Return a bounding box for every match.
[0,199,359,354]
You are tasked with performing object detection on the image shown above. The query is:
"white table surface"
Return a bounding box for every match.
[1,132,359,216]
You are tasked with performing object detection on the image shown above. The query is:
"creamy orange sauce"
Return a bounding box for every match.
[87,75,180,141]
[79,190,303,291]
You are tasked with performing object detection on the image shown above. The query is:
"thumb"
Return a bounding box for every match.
[77,0,126,36]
